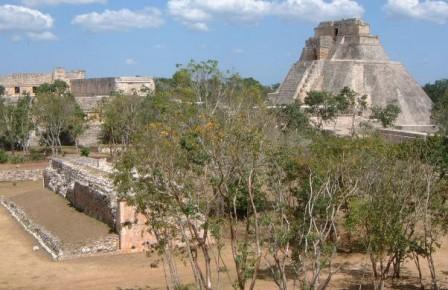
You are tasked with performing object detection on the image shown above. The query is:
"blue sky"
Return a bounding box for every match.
[0,0,447,85]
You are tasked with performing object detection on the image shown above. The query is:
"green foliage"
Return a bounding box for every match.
[423,79,448,103]
[0,94,33,152]
[304,91,338,127]
[431,93,448,135]
[0,85,5,96]
[80,147,90,157]
[371,103,401,128]
[33,80,86,154]
[29,149,46,161]
[276,102,310,133]
[0,149,8,163]
[8,154,25,164]
[111,61,448,290]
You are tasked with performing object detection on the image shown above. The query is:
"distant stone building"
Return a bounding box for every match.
[0,68,155,146]
[269,18,433,127]
[70,77,155,146]
[0,68,85,97]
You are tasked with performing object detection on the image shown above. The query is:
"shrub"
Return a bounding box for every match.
[9,154,25,164]
[0,150,8,164]
[370,103,401,128]
[29,149,46,161]
[80,147,90,157]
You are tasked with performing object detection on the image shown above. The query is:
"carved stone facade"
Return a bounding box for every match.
[269,18,433,127]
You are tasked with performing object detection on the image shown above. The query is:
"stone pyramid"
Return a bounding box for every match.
[269,18,433,126]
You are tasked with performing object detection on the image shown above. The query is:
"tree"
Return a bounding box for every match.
[33,80,86,154]
[431,93,448,135]
[335,87,368,136]
[114,60,275,290]
[370,103,401,128]
[99,93,144,149]
[0,94,33,153]
[276,102,310,134]
[423,79,448,104]
[304,91,338,128]
[0,85,5,96]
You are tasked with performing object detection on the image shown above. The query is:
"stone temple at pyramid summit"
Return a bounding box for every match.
[269,18,433,128]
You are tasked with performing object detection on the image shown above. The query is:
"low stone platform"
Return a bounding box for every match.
[43,157,155,254]
[0,181,119,260]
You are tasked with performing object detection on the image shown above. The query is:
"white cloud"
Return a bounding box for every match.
[72,7,164,31]
[125,58,136,65]
[0,5,53,31]
[27,31,57,40]
[0,5,55,40]
[22,0,106,6]
[186,21,209,31]
[167,0,364,30]
[385,0,448,24]
[276,0,365,22]
[168,0,271,30]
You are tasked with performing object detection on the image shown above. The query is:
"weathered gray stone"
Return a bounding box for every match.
[0,197,119,260]
[269,18,433,126]
[44,157,117,228]
[0,169,43,182]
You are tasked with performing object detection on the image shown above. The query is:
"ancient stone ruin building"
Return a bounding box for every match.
[0,68,155,146]
[70,76,155,146]
[43,157,155,255]
[269,18,433,127]
[0,68,86,98]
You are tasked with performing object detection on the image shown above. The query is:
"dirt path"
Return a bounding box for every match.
[1,181,447,290]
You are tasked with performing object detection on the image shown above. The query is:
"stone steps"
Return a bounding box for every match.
[274,62,308,103]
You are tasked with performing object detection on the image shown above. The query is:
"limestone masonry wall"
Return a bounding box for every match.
[44,157,155,252]
[71,78,116,97]
[0,197,119,260]
[0,169,43,182]
[44,157,117,227]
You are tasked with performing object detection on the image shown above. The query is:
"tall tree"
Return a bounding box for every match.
[33,80,86,154]
[0,95,33,153]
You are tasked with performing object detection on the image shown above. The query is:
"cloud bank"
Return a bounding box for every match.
[72,7,164,31]
[385,0,448,24]
[0,4,55,40]
[168,0,365,31]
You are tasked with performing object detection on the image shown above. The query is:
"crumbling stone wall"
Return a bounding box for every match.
[0,197,119,260]
[0,68,85,97]
[44,157,156,253]
[0,169,43,182]
[44,157,117,228]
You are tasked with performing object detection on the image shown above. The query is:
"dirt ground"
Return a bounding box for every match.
[0,161,48,171]
[2,181,113,247]
[0,181,448,290]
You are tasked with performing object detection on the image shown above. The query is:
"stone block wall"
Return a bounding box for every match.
[0,68,85,97]
[71,78,116,97]
[44,157,117,228]
[117,201,157,253]
[0,169,43,182]
[43,157,156,253]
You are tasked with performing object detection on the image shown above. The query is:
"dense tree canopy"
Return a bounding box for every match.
[111,61,447,290]
[33,80,86,154]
